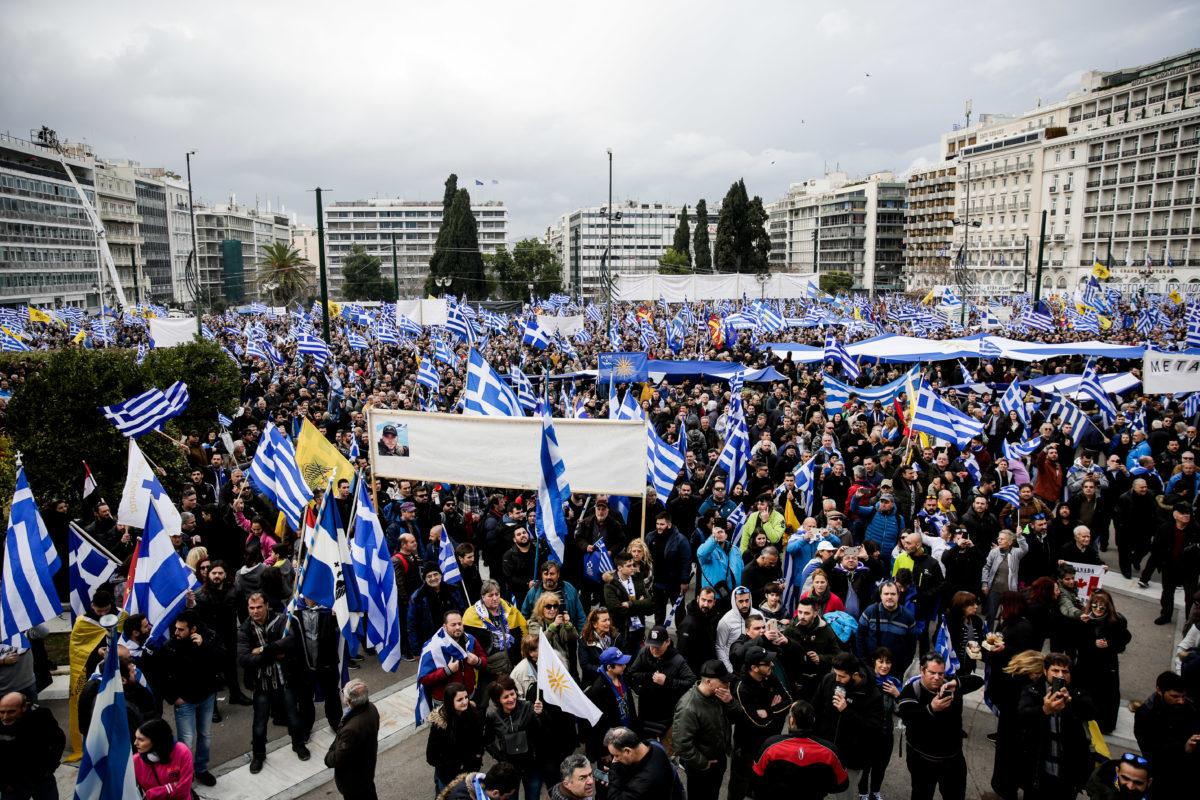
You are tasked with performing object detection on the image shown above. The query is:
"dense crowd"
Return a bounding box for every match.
[1,292,1199,800]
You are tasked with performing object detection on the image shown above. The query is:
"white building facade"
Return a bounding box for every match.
[323,199,508,299]
[193,197,291,305]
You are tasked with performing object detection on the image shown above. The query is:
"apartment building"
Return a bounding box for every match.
[193,196,291,305]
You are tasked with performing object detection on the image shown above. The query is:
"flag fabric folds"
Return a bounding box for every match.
[535,413,572,563]
[995,484,1021,507]
[464,348,523,417]
[717,374,750,487]
[522,319,551,350]
[348,479,403,672]
[124,501,199,646]
[510,365,538,413]
[73,629,140,800]
[295,418,356,494]
[416,358,440,393]
[68,524,119,624]
[647,423,686,500]
[823,333,860,380]
[415,627,476,724]
[935,613,961,678]
[911,381,985,447]
[1002,436,1043,461]
[536,630,602,725]
[298,488,364,657]
[247,424,315,532]
[98,387,173,438]
[998,379,1028,428]
[438,526,462,584]
[1,466,61,646]
[118,439,184,533]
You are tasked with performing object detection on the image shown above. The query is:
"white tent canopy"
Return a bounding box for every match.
[611,273,818,302]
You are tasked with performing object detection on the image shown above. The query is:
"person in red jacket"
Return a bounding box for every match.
[1034,444,1065,506]
[417,610,489,703]
[752,700,848,799]
[133,718,194,800]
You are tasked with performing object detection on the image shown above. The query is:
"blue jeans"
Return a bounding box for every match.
[174,694,214,773]
[253,685,303,756]
[520,772,542,800]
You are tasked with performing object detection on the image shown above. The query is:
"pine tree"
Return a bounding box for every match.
[672,205,691,267]
[693,199,711,273]
[428,174,458,292]
[748,195,771,274]
[342,244,393,301]
[714,179,750,273]
[425,188,487,299]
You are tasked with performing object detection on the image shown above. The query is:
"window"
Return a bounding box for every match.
[1055,151,1061,164]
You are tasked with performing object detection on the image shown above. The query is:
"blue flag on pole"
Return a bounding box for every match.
[72,629,139,799]
[1,467,61,646]
[124,501,199,646]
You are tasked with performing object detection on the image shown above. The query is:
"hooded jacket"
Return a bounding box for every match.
[715,594,751,670]
[819,555,875,618]
[697,535,743,592]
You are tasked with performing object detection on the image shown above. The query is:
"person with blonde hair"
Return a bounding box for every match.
[989,649,1045,800]
[527,592,578,676]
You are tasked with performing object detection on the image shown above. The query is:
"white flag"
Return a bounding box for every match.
[536,631,602,725]
[118,439,182,533]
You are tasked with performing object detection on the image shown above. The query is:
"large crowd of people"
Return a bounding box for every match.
[1,291,1200,800]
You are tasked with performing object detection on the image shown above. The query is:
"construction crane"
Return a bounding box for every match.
[33,126,128,313]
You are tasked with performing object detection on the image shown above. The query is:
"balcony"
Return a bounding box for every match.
[1148,94,1165,103]
[1069,115,1082,123]
[1170,89,1186,99]
[1135,201,1152,209]
[1088,155,1104,163]
[1100,204,1115,212]
[1053,234,1066,241]
[1179,167,1197,176]
[1114,103,1128,112]
[1082,231,1097,239]
[1085,180,1101,188]
[1138,174,1153,182]
[1141,146,1158,154]
[1151,229,1168,236]
[1117,203,1132,211]
[1154,199,1173,207]
[1119,175,1136,184]
[1051,259,1064,266]
[1131,99,1147,108]
[1161,141,1178,150]
[1116,229,1130,237]
[1082,112,1097,120]
[1049,185,1058,193]
[1157,170,1175,179]
[1172,227,1190,235]
[1084,205,1099,213]
[1105,152,1121,161]
[1177,197,1194,206]
[1102,178,1118,186]
[1132,229,1148,237]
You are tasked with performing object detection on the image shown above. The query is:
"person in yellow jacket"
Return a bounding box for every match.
[738,493,787,553]
[461,580,529,690]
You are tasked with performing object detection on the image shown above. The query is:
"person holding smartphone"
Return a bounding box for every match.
[1016,653,1099,799]
[896,652,984,800]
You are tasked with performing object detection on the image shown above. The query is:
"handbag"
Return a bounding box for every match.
[501,729,530,756]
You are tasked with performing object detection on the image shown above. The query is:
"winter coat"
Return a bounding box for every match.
[134,742,193,800]
[484,699,541,773]
[819,557,876,619]
[781,616,844,681]
[715,599,750,671]
[854,602,917,671]
[737,509,787,552]
[324,702,381,799]
[981,534,1029,592]
[676,600,719,673]
[812,667,886,770]
[672,683,738,771]
[627,643,697,730]
[407,583,467,655]
[602,571,654,640]
[644,526,692,588]
[697,535,743,593]
[236,610,298,691]
[1017,677,1098,791]
[850,494,906,562]
[521,580,587,630]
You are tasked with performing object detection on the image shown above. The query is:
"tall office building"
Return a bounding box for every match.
[323,198,508,299]
[193,197,291,305]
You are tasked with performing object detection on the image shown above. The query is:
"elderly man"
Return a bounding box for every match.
[324,680,380,800]
[0,691,65,800]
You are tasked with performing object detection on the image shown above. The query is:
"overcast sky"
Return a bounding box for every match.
[3,1,1197,240]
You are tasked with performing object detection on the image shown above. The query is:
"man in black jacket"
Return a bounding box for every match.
[896,652,984,800]
[602,726,684,800]
[627,627,696,738]
[676,587,719,674]
[324,679,381,800]
[728,646,792,800]
[751,700,848,800]
[1017,653,1098,799]
[293,600,343,742]
[77,647,158,740]
[159,609,223,786]
[237,593,309,773]
[1143,502,1200,624]
[501,526,537,609]
[812,652,885,794]
[1133,670,1200,800]
[0,691,66,800]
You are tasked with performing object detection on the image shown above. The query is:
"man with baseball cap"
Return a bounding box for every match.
[628,627,695,738]
[672,659,738,800]
[376,423,408,456]
[728,646,792,800]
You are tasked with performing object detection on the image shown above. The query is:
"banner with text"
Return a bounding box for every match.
[1143,352,1200,394]
[366,409,647,494]
[1068,561,1105,603]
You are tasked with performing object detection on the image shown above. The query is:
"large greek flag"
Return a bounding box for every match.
[69,523,119,624]
[98,387,173,438]
[535,413,572,563]
[717,374,750,488]
[438,526,462,584]
[1075,360,1118,425]
[911,381,985,447]
[298,488,364,656]
[464,348,523,417]
[349,479,403,672]
[647,423,686,499]
[417,357,440,393]
[246,424,313,532]
[823,364,921,417]
[998,378,1028,427]
[73,632,139,800]
[510,365,538,413]
[1,466,61,646]
[125,501,199,646]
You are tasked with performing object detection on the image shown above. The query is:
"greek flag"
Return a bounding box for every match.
[535,413,572,563]
[1136,308,1156,337]
[1,467,60,646]
[793,454,818,515]
[1048,395,1091,438]
[135,342,147,365]
[73,631,139,800]
[125,501,199,646]
[647,423,686,499]
[728,504,749,548]
[573,327,592,344]
[446,305,477,345]
[464,348,523,417]
[998,379,1028,427]
[1187,303,1200,348]
[994,483,1021,507]
[415,627,475,725]
[757,304,786,333]
[398,314,423,337]
[0,328,31,352]
[162,381,189,420]
[373,320,399,345]
[717,374,750,487]
[614,387,644,422]
[1017,303,1055,332]
[434,338,457,366]
[583,538,615,583]
[522,318,551,350]
[417,358,440,392]
[935,613,961,678]
[1077,360,1118,424]
[437,526,462,584]
[663,589,688,629]
[349,479,402,671]
[218,412,233,427]
[68,524,118,624]
[346,331,369,350]
[248,301,269,314]
[246,424,314,532]
[299,487,364,656]
[911,381,985,447]
[482,310,507,333]
[297,334,331,368]
[1130,405,1147,435]
[510,365,538,413]
[247,338,283,365]
[1183,393,1200,421]
[99,387,173,438]
[1003,436,1042,461]
[963,452,982,484]
[823,365,920,417]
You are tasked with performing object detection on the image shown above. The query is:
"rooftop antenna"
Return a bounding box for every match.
[965,99,973,129]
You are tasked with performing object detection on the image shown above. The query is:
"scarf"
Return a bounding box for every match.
[249,617,284,691]
[597,667,632,728]
[474,599,513,653]
[472,773,489,800]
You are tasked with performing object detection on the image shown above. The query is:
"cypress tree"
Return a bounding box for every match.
[672,205,691,267]
[425,188,487,299]
[748,195,771,274]
[428,173,459,291]
[714,179,749,273]
[693,199,711,273]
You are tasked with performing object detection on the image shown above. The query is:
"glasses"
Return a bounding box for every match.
[198,564,210,571]
[543,603,561,610]
[1120,753,1148,767]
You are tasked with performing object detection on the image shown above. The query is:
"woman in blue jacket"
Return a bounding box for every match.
[696,521,742,600]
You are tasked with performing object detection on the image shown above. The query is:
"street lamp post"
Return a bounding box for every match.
[186,150,200,335]
[605,148,613,336]
[314,187,330,343]
[755,271,768,299]
[435,276,452,297]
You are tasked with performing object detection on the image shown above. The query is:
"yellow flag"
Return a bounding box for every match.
[72,329,88,345]
[1088,719,1110,759]
[1098,315,1111,331]
[28,306,62,325]
[65,616,112,761]
[1169,289,1184,305]
[920,289,935,305]
[295,418,355,492]
[1091,261,1110,280]
[784,497,801,534]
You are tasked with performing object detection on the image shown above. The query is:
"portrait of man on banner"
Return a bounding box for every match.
[376,422,410,458]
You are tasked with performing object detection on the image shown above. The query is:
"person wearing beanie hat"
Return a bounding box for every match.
[407,561,466,655]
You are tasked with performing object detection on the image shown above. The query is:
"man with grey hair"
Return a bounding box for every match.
[324,678,380,799]
[550,754,596,800]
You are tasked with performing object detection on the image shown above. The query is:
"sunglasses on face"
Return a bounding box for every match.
[544,604,560,610]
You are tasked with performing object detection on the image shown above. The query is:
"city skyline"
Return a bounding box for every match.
[3,1,1197,243]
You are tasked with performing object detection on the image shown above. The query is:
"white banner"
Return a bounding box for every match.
[148,318,198,348]
[535,315,584,336]
[1068,561,1105,603]
[610,273,818,301]
[366,410,646,494]
[1142,352,1200,394]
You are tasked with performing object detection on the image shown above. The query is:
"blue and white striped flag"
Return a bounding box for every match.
[124,501,199,646]
[911,381,985,447]
[398,314,423,338]
[522,318,551,350]
[0,328,32,352]
[663,589,687,630]
[793,454,817,516]
[297,334,331,368]
[998,379,1028,427]
[434,338,457,366]
[349,478,402,671]
[464,348,523,417]
[535,413,572,563]
[824,332,860,380]
[346,331,369,350]
[373,320,399,345]
[415,627,476,725]
[1002,436,1042,461]
[1,467,61,646]
[647,423,686,499]
[717,374,750,487]
[68,524,118,624]
[246,424,314,532]
[437,526,462,584]
[417,358,440,393]
[935,613,961,678]
[73,628,139,800]
[162,381,189,420]
[728,504,749,548]
[583,538,616,583]
[446,305,477,346]
[994,483,1021,507]
[510,365,538,413]
[299,487,364,657]
[218,411,233,427]
[348,434,360,461]
[1186,303,1200,348]
[1182,393,1200,421]
[99,387,172,438]
[1076,360,1118,424]
[135,342,147,365]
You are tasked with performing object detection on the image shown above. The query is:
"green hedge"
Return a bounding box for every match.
[3,340,240,510]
